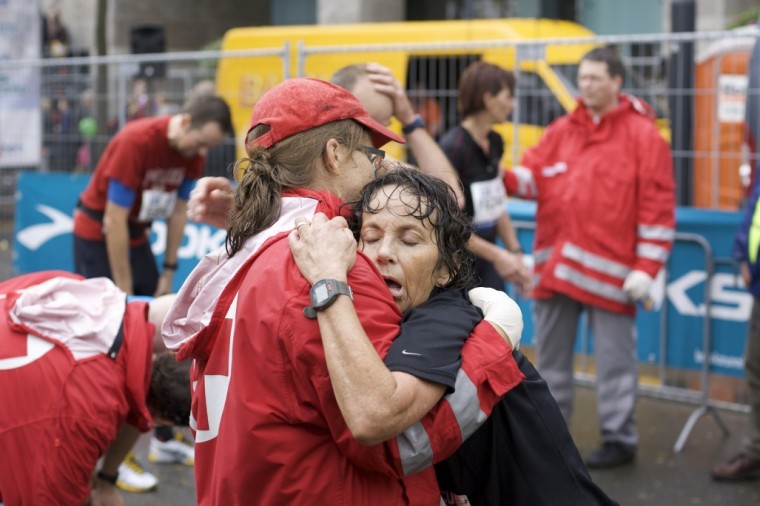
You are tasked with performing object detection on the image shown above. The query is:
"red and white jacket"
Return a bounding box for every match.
[0,271,153,505]
[505,95,675,315]
[162,189,524,506]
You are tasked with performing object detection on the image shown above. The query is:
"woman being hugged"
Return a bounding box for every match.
[290,167,618,506]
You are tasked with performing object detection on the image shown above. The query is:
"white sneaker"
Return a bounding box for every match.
[116,452,158,493]
[148,431,194,465]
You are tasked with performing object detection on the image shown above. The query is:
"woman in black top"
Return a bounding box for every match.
[439,61,530,292]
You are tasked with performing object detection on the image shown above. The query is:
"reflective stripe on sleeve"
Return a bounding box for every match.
[554,263,629,303]
[638,224,675,242]
[561,242,631,279]
[533,247,553,265]
[396,420,434,476]
[636,242,670,262]
[397,368,487,476]
[447,368,488,442]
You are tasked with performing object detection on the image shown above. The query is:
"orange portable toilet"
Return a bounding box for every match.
[694,27,758,210]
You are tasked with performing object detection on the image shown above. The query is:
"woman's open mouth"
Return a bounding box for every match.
[383,277,404,298]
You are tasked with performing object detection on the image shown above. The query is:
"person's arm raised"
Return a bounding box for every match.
[366,63,465,208]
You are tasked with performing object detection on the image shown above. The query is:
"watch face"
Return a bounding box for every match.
[305,279,352,319]
[313,282,329,305]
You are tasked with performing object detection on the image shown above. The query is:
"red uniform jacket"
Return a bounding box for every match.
[505,95,675,315]
[0,271,153,505]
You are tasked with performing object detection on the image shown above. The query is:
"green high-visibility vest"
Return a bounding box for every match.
[749,201,760,263]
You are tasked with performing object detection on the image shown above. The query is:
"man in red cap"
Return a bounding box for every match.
[163,78,524,505]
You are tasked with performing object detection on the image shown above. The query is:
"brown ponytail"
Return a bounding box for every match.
[225,119,368,256]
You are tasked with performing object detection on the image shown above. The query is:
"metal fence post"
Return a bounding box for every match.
[670,232,731,452]
[297,40,305,78]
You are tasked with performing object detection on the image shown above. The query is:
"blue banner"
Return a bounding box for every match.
[507,200,749,377]
[13,172,226,292]
[14,173,751,376]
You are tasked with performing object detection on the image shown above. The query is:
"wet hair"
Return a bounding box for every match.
[351,166,476,291]
[182,94,234,136]
[225,119,369,256]
[457,61,516,118]
[330,64,368,92]
[146,352,192,427]
[581,46,625,83]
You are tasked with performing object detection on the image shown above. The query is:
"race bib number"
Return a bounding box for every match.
[137,189,177,222]
[470,177,506,227]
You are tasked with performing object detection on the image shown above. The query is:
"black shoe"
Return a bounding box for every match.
[585,442,636,469]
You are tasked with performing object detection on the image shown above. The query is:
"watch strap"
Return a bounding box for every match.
[402,114,426,135]
[96,470,119,485]
[304,279,353,319]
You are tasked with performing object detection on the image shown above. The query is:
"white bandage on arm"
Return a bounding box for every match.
[468,287,523,350]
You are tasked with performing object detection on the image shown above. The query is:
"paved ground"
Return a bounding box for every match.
[121,384,760,506]
[123,431,196,505]
[572,386,760,505]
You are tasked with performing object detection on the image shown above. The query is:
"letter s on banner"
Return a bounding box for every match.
[667,270,751,322]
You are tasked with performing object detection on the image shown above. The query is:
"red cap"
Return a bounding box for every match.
[246,77,405,149]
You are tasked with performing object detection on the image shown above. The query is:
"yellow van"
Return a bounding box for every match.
[215,18,598,163]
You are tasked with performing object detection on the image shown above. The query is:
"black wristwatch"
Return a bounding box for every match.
[304,279,353,319]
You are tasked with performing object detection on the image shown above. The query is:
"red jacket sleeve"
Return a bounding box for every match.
[393,322,524,476]
[123,301,155,433]
[632,123,676,276]
[514,118,571,200]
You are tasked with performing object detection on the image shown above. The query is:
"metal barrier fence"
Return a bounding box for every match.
[2,29,759,194]
[0,29,757,233]
[298,27,760,210]
[512,217,747,453]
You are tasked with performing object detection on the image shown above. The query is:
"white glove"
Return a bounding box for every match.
[623,270,653,302]
[468,287,523,350]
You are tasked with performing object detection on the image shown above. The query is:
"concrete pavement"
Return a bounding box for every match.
[572,385,759,505]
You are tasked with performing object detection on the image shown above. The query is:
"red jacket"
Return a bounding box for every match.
[0,271,153,505]
[505,95,675,315]
[163,189,524,505]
